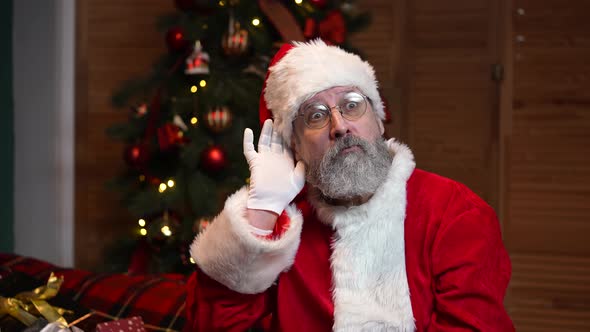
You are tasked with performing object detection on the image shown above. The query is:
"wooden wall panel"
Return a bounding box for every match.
[349,0,401,138]
[508,254,590,331]
[402,0,501,208]
[75,0,174,270]
[506,0,590,330]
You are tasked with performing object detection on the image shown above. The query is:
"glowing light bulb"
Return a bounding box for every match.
[190,85,198,93]
[161,225,172,236]
[252,18,260,26]
[295,0,303,4]
[138,219,146,227]
[158,183,167,193]
[190,117,198,125]
[167,179,175,188]
[140,228,147,236]
[189,257,196,264]
[219,0,225,6]
[199,80,207,87]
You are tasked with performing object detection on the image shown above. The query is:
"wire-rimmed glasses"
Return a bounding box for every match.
[295,91,369,129]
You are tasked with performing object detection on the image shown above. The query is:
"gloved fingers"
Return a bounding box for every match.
[270,126,283,154]
[243,128,257,161]
[258,119,273,153]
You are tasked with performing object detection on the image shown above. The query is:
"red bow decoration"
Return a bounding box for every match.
[157,123,188,151]
[304,10,347,45]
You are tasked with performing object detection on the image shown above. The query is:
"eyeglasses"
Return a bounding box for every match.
[296,91,369,129]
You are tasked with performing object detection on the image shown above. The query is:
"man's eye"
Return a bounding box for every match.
[307,110,327,123]
[344,101,359,110]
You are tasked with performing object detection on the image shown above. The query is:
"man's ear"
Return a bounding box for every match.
[369,101,385,136]
[290,136,301,161]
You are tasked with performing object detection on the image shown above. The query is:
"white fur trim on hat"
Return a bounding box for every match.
[264,39,384,143]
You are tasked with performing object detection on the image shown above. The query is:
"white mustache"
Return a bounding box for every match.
[330,136,369,156]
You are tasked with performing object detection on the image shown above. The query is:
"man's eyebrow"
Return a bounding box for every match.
[302,90,359,107]
[300,98,322,109]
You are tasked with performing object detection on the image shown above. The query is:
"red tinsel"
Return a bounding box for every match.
[157,123,188,151]
[303,10,346,45]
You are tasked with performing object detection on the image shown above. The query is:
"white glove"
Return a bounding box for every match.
[244,119,306,214]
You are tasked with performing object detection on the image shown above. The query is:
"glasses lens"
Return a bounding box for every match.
[300,92,368,129]
[303,104,330,129]
[338,92,367,120]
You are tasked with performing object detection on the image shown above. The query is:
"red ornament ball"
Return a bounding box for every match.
[309,0,328,8]
[166,26,189,52]
[124,143,150,169]
[200,145,227,173]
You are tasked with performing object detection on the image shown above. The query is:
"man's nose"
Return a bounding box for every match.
[329,108,349,139]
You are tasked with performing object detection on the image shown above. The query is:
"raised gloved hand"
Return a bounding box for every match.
[244,119,306,215]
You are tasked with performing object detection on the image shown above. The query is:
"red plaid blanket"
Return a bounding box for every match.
[0,253,187,331]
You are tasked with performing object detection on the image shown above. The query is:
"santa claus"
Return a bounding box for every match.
[186,40,514,332]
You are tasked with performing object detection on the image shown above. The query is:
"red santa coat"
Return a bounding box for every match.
[186,140,514,331]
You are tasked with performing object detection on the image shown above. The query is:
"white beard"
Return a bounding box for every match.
[306,136,393,202]
[309,139,417,331]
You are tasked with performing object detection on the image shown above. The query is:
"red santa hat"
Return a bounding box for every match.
[259,39,385,143]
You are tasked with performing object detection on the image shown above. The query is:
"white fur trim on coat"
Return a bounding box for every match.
[310,139,417,331]
[190,187,303,294]
[264,39,385,143]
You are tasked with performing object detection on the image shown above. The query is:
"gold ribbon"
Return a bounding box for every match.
[0,272,71,326]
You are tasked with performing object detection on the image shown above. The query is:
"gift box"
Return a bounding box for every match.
[96,316,145,332]
[1,254,187,332]
[0,270,90,331]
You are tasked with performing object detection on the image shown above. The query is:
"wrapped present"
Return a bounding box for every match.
[1,254,187,331]
[0,271,91,331]
[0,272,72,326]
[96,316,145,332]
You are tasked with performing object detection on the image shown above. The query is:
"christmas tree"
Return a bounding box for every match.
[106,0,370,274]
